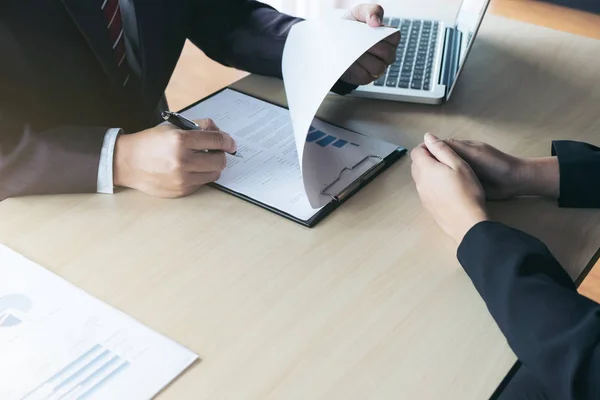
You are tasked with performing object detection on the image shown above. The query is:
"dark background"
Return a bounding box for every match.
[542,0,599,13]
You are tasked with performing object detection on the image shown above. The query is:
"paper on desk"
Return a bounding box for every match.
[0,244,198,400]
[182,89,401,222]
[282,19,397,207]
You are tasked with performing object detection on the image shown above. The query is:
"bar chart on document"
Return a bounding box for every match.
[306,126,361,149]
[13,326,136,400]
[0,244,197,400]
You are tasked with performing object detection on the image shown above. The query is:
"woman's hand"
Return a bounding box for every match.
[411,133,488,244]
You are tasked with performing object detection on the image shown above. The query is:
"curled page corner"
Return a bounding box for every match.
[282,19,398,208]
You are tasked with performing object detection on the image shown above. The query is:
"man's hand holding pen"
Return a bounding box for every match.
[113,118,238,198]
[111,3,399,200]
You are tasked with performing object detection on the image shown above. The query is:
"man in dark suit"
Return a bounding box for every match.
[410,134,600,399]
[0,1,399,200]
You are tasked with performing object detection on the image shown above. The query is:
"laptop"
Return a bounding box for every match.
[351,0,491,104]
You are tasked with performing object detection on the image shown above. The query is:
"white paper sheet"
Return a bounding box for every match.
[282,19,398,207]
[181,89,401,222]
[182,89,321,221]
[0,244,198,400]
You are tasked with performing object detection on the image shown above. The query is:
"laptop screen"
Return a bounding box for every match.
[447,0,491,98]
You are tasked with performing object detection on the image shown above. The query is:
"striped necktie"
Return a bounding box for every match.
[101,0,131,87]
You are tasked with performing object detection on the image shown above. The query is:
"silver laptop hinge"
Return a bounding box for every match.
[438,27,462,96]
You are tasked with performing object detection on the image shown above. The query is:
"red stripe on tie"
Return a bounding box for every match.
[114,37,126,61]
[107,8,122,39]
[103,0,118,23]
[101,0,131,85]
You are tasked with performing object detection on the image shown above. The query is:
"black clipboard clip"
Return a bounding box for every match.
[320,155,385,202]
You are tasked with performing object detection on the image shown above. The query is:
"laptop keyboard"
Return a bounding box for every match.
[374,18,440,91]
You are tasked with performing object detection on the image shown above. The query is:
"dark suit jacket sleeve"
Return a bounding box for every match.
[457,221,600,399]
[186,0,357,95]
[0,108,107,200]
[553,140,600,208]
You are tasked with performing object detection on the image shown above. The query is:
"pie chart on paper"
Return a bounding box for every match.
[0,294,32,328]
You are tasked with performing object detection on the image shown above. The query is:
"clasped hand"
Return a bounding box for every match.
[411,133,560,244]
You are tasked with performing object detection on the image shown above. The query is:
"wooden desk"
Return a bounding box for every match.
[168,0,600,303]
[492,0,600,40]
[2,6,600,400]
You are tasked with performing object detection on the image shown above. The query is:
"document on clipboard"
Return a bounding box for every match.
[181,89,404,227]
[179,20,405,227]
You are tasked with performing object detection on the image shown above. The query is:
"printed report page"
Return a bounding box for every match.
[181,89,401,222]
[181,89,323,221]
[0,244,197,400]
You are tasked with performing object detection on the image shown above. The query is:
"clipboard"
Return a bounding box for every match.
[178,87,406,228]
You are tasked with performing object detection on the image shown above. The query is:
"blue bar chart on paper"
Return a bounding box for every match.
[23,344,130,400]
[306,126,361,149]
[0,244,198,400]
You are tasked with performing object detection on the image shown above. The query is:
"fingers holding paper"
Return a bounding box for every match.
[341,4,401,85]
[345,3,385,27]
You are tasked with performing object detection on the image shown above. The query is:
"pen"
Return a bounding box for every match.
[161,111,242,158]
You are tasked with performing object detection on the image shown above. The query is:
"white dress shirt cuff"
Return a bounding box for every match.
[97,128,121,194]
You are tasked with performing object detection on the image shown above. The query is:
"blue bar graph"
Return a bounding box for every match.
[45,345,103,384]
[78,355,121,386]
[332,139,348,148]
[306,128,361,149]
[23,344,130,400]
[77,361,130,400]
[316,135,337,147]
[306,130,326,142]
[56,355,122,399]
[54,350,112,391]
